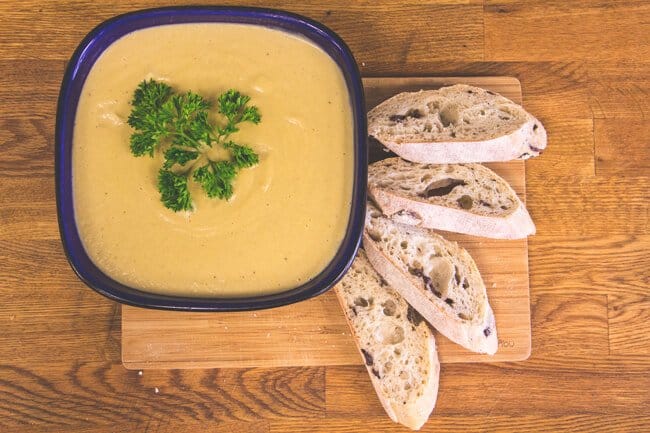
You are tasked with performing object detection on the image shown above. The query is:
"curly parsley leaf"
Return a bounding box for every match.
[224,141,259,169]
[217,89,262,136]
[193,161,237,200]
[217,90,250,119]
[129,80,173,124]
[158,93,211,148]
[241,106,261,124]
[127,80,175,156]
[128,80,261,212]
[158,168,192,212]
[162,147,200,169]
[129,132,158,157]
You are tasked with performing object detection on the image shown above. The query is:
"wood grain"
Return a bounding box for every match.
[0,118,54,178]
[585,61,650,119]
[528,235,650,296]
[0,363,324,428]
[0,202,59,240]
[484,1,650,62]
[608,294,650,355]
[122,77,531,369]
[595,119,650,176]
[524,118,595,179]
[0,60,64,118]
[526,178,650,235]
[326,364,650,417]
[2,421,269,433]
[1,1,649,432]
[270,415,648,433]
[530,295,609,356]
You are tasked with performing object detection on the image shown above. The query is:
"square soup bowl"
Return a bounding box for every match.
[56,7,367,311]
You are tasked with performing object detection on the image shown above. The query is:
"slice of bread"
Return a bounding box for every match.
[335,249,439,430]
[368,157,535,239]
[368,84,547,163]
[363,204,498,354]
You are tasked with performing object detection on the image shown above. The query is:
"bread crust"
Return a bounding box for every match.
[375,120,546,163]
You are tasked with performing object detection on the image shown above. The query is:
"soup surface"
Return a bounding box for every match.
[73,23,353,297]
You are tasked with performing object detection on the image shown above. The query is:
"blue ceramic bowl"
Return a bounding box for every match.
[56,7,367,311]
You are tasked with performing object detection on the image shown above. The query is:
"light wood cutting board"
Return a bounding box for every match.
[122,76,531,369]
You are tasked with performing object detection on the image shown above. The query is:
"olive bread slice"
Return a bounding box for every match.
[368,157,535,239]
[363,203,498,354]
[368,84,547,163]
[335,249,439,430]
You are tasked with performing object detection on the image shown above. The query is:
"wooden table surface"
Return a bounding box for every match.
[1,1,648,432]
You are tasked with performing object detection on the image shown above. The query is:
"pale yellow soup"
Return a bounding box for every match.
[73,23,354,297]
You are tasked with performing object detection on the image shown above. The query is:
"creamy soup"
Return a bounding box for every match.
[73,24,353,297]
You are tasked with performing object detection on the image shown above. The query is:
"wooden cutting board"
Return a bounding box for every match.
[122,76,531,369]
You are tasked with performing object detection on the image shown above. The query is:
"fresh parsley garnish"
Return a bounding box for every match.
[193,161,237,200]
[224,141,260,169]
[157,168,192,212]
[127,79,261,211]
[162,148,199,169]
[217,90,262,136]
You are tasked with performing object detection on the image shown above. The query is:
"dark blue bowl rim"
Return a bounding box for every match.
[55,6,367,312]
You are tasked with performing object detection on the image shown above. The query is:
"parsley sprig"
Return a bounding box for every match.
[127,79,261,211]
